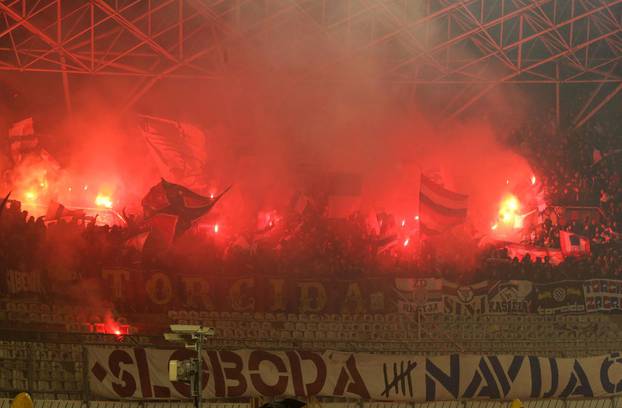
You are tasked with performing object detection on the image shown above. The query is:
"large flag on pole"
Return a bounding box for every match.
[419,175,468,235]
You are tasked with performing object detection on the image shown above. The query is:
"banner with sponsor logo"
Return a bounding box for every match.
[87,347,622,401]
[534,281,585,314]
[584,279,622,312]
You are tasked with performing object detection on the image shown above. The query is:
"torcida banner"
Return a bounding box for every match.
[9,267,622,315]
[87,347,622,401]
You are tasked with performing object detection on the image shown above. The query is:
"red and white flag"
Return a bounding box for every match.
[506,244,564,265]
[419,175,468,235]
[560,230,591,257]
[8,117,38,162]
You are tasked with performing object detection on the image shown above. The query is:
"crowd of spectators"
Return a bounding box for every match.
[500,116,622,281]
[0,121,621,287]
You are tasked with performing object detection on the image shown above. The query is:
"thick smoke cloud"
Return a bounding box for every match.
[1,2,535,236]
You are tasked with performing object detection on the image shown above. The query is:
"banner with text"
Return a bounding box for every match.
[88,347,622,401]
[584,279,622,312]
[9,268,622,315]
[394,279,534,315]
[534,281,585,314]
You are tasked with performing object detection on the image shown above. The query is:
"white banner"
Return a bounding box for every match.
[88,347,622,401]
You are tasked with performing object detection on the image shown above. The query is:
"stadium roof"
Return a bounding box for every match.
[1,0,621,125]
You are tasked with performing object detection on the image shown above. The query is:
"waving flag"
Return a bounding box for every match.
[142,179,230,237]
[375,212,399,253]
[139,114,208,189]
[45,201,86,221]
[8,117,38,163]
[325,172,362,218]
[506,243,564,265]
[419,175,468,235]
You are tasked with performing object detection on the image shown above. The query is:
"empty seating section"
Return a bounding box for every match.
[0,301,138,334]
[166,311,622,354]
[1,304,621,399]
[0,341,83,399]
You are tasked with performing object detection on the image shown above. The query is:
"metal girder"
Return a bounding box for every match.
[0,0,620,125]
[120,0,305,112]
[0,0,87,70]
[449,24,622,119]
[91,0,178,64]
[574,81,622,127]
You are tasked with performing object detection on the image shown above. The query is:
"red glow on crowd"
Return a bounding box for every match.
[258,210,280,231]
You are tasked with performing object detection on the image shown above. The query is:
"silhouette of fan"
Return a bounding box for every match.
[259,399,306,408]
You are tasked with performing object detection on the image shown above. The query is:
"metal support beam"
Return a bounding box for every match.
[0,0,620,123]
[449,25,622,119]
[574,82,622,128]
[555,62,560,129]
[91,0,180,64]
[57,0,72,116]
[0,1,88,71]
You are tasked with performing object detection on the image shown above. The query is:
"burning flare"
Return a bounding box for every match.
[497,194,522,228]
[95,194,113,208]
[24,190,37,202]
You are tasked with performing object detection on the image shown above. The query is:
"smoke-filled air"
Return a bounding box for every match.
[2,0,619,324]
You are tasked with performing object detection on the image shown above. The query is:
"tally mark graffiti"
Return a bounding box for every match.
[382,360,417,398]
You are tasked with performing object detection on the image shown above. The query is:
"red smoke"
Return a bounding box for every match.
[0,4,536,259]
